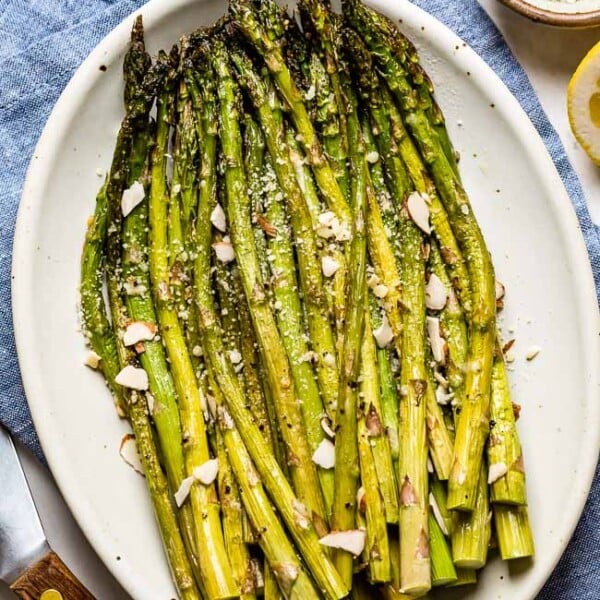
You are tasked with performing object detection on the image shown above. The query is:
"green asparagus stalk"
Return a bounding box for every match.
[429,242,467,407]
[393,163,432,597]
[148,49,237,600]
[382,537,431,600]
[222,259,275,448]
[488,344,527,505]
[297,0,350,199]
[359,308,398,525]
[361,126,453,483]
[83,20,200,597]
[494,505,535,560]
[192,44,347,598]
[369,296,399,467]
[215,429,257,600]
[451,465,491,568]
[120,82,206,599]
[211,38,327,528]
[330,67,368,589]
[230,0,353,230]
[348,4,496,509]
[263,565,284,600]
[357,346,391,582]
[428,512,457,586]
[243,112,272,285]
[343,0,459,176]
[447,568,478,588]
[260,153,335,512]
[82,180,198,599]
[229,47,340,426]
[208,373,321,600]
[81,180,122,410]
[175,80,199,238]
[428,475,453,537]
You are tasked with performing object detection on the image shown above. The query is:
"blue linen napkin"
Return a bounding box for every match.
[0,0,598,597]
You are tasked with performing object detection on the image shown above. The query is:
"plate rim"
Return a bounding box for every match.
[12,0,600,598]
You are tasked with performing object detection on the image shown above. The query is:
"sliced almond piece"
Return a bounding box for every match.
[373,314,394,348]
[312,439,335,469]
[193,458,219,485]
[429,492,449,536]
[212,241,235,264]
[322,256,341,278]
[366,150,380,164]
[426,316,446,364]
[119,434,144,475]
[425,273,448,311]
[407,192,431,235]
[174,475,196,507]
[228,350,242,365]
[435,386,454,406]
[495,280,506,301]
[121,181,145,217]
[210,203,227,232]
[123,321,157,346]
[84,351,102,369]
[356,486,367,513]
[115,365,149,391]
[319,530,366,557]
[526,345,541,361]
[488,462,508,484]
[372,284,389,299]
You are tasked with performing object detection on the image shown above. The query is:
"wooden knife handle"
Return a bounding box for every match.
[10,551,95,600]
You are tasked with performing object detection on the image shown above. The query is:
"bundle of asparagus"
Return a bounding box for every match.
[80,1,534,598]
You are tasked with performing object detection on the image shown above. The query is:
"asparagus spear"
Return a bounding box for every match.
[428,512,457,587]
[359,304,398,525]
[82,180,198,599]
[263,565,284,600]
[343,0,459,176]
[120,72,206,597]
[81,179,122,410]
[261,153,335,512]
[395,195,431,594]
[357,321,391,582]
[230,0,353,230]
[361,134,453,482]
[369,295,399,468]
[191,43,347,598]
[210,37,327,528]
[243,112,272,285]
[229,47,340,428]
[494,505,535,560]
[348,3,497,511]
[207,370,321,600]
[330,63,368,589]
[82,20,200,597]
[345,31,455,483]
[148,49,237,600]
[382,537,431,600]
[488,343,527,505]
[297,0,350,198]
[215,429,257,600]
[451,465,491,569]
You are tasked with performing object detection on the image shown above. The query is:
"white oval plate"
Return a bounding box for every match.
[12,1,600,599]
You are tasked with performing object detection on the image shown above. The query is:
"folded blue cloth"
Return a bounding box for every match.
[0,1,597,597]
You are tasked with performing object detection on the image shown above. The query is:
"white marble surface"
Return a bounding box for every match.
[2,2,599,598]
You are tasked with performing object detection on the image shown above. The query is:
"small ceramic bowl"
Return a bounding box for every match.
[498,0,600,27]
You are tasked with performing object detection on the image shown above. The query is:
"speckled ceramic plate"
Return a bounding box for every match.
[12,1,600,598]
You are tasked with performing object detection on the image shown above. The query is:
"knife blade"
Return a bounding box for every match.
[0,425,95,599]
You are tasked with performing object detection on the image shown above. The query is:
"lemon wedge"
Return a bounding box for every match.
[568,41,600,165]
